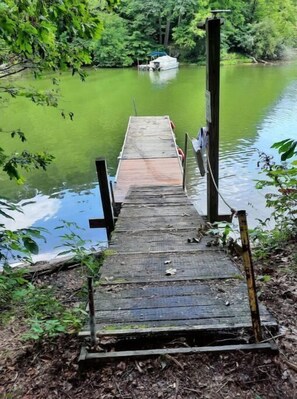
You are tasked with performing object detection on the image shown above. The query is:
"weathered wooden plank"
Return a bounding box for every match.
[124,194,187,206]
[114,159,182,203]
[115,215,200,231]
[110,229,215,253]
[119,205,199,218]
[94,304,271,324]
[126,190,185,197]
[79,316,277,337]
[122,140,177,159]
[92,317,272,332]
[93,291,259,311]
[94,283,213,300]
[94,295,230,310]
[92,318,276,336]
[100,275,240,285]
[126,185,185,194]
[94,280,249,300]
[80,343,278,362]
[100,251,240,282]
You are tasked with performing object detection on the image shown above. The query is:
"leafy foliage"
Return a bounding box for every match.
[271,139,297,161]
[0,0,119,264]
[0,0,119,74]
[109,0,297,63]
[93,13,133,67]
[252,139,297,261]
[0,129,52,264]
[56,220,103,277]
[0,0,119,343]
[0,226,46,266]
[256,155,297,229]
[0,264,86,340]
[0,264,28,309]
[250,224,293,260]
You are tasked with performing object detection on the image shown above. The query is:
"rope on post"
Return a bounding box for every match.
[206,150,236,215]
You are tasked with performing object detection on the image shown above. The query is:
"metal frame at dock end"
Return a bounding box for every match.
[78,342,278,365]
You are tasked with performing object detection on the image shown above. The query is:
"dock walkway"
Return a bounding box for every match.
[79,116,277,362]
[114,116,183,203]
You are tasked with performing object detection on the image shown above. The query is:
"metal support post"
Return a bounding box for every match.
[237,210,262,342]
[182,133,189,191]
[88,277,97,347]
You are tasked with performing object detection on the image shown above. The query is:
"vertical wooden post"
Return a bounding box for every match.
[182,133,188,191]
[95,158,114,240]
[88,277,97,347]
[132,97,138,116]
[237,210,262,342]
[206,18,221,222]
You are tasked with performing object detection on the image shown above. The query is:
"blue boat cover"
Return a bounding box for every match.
[149,51,167,57]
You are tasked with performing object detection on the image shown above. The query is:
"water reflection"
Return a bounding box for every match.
[187,80,297,227]
[0,186,107,263]
[1,63,297,261]
[3,195,61,231]
[149,69,179,86]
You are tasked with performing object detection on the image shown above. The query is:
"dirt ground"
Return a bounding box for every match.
[0,259,296,399]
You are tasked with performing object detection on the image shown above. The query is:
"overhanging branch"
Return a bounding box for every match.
[0,67,28,79]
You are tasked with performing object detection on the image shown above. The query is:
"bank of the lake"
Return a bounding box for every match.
[1,62,297,260]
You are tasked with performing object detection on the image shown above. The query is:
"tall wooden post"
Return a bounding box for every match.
[206,17,221,222]
[95,158,115,240]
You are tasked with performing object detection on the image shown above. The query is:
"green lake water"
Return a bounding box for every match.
[1,63,297,260]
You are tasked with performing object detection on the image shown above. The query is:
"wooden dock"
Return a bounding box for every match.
[80,116,277,362]
[114,116,183,203]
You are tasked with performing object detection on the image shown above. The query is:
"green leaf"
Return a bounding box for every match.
[22,237,39,255]
[0,209,15,220]
[271,138,291,149]
[281,142,297,161]
[57,249,73,256]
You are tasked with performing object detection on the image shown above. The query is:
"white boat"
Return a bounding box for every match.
[149,55,179,71]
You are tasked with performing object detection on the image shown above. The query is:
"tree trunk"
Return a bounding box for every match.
[178,13,182,27]
[159,15,162,44]
[164,18,171,47]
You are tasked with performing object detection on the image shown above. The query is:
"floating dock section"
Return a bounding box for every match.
[114,116,183,203]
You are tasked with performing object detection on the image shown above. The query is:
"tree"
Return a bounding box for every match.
[209,0,297,60]
[111,0,297,64]
[93,13,133,67]
[0,0,118,264]
[117,0,200,59]
[172,0,207,60]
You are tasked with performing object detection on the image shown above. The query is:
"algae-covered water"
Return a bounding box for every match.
[1,63,297,260]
